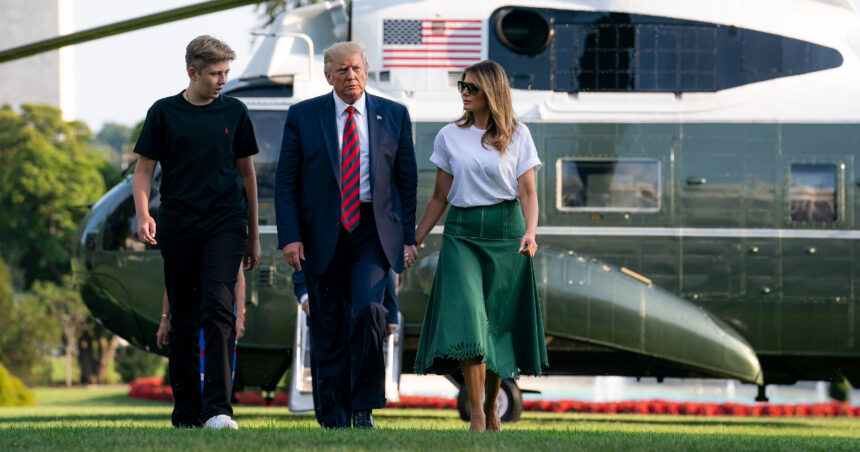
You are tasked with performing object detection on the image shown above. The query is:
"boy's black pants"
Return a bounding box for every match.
[160,228,246,427]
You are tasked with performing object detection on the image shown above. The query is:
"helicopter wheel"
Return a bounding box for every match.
[456,379,523,423]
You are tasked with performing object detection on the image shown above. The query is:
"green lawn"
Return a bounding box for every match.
[1,387,858,451]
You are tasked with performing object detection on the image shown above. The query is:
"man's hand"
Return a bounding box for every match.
[283,242,305,271]
[404,244,418,268]
[244,236,261,271]
[137,215,157,245]
[386,323,397,336]
[301,299,310,317]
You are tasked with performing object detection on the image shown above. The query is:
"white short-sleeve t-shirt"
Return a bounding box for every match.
[430,122,541,208]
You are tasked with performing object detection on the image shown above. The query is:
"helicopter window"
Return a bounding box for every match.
[789,163,837,222]
[103,190,160,252]
[557,159,660,212]
[489,8,842,93]
[247,110,289,199]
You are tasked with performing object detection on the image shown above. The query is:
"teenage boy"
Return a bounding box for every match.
[132,35,260,430]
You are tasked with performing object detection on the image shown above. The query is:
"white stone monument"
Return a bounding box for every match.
[0,0,76,120]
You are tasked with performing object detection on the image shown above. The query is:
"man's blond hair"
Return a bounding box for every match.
[323,42,368,74]
[185,35,235,72]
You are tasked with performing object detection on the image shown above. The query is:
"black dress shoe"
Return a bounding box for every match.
[352,410,374,429]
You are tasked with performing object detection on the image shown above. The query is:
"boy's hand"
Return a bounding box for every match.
[137,215,157,245]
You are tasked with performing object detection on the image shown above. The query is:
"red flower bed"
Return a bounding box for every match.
[128,378,860,417]
[128,377,173,402]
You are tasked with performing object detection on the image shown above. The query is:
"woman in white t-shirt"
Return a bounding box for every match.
[413,60,548,432]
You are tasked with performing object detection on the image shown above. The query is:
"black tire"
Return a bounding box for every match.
[498,379,523,423]
[456,387,471,421]
[455,379,524,423]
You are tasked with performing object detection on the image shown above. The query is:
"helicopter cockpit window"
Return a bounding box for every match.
[489,8,843,93]
[557,159,660,211]
[789,163,837,223]
[103,189,160,252]
[247,110,288,199]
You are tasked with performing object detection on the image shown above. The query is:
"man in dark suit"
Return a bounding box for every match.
[275,41,418,429]
[292,269,400,425]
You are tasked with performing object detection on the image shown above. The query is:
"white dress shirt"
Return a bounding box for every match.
[333,91,371,202]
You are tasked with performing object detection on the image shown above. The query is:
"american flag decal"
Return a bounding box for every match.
[382,19,482,68]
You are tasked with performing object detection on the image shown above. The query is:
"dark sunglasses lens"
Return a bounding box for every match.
[458,81,478,94]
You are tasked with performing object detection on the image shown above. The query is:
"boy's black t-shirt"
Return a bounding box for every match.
[133,92,259,237]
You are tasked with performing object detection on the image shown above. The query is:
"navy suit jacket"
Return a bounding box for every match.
[275,92,418,275]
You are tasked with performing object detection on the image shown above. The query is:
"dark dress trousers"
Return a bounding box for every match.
[276,92,416,428]
[293,269,399,426]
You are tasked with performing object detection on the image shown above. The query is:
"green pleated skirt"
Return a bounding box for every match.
[414,200,548,378]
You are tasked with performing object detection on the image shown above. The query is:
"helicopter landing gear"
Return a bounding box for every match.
[755,384,769,402]
[455,378,524,423]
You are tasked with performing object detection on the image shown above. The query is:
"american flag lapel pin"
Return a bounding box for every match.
[376,114,382,120]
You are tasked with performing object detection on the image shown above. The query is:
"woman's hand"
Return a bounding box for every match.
[519,234,538,258]
[156,317,169,349]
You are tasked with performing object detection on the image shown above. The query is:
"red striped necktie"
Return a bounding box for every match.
[340,106,360,232]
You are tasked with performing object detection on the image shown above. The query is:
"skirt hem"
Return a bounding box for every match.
[414,342,549,379]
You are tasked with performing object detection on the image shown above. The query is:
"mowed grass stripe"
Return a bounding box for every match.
[0,387,858,452]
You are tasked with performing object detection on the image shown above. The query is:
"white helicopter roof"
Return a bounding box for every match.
[240,0,860,124]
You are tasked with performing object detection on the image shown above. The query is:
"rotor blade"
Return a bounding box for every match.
[0,0,264,64]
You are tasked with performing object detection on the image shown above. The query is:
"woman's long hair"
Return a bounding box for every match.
[456,60,517,154]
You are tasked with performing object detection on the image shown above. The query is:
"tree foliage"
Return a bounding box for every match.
[0,259,59,385]
[93,122,135,177]
[114,345,165,383]
[94,122,132,154]
[78,320,119,385]
[0,105,124,385]
[0,105,115,287]
[34,277,90,386]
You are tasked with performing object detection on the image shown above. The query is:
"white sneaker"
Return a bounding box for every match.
[203,414,238,430]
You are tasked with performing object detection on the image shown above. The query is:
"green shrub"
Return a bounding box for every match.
[0,362,35,406]
[114,345,165,383]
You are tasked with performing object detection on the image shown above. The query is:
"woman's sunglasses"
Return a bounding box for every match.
[457,81,480,95]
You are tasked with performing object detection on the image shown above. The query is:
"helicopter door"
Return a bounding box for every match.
[779,159,851,353]
[677,125,751,303]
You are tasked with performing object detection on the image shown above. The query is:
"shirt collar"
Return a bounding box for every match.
[333,91,366,117]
